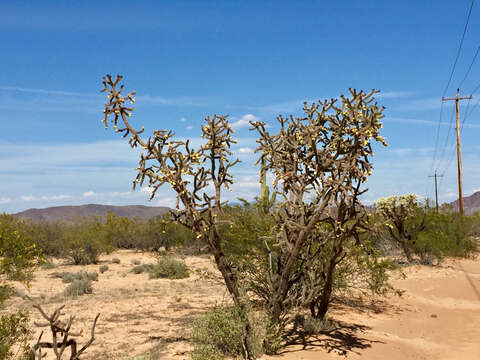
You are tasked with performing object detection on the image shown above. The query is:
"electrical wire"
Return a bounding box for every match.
[458,45,480,89]
[429,0,475,198]
[442,0,475,97]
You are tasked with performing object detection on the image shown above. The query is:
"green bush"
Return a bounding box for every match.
[0,311,30,360]
[0,214,41,359]
[375,196,478,264]
[99,265,109,273]
[191,306,263,360]
[112,257,121,264]
[64,218,114,265]
[64,279,93,297]
[412,211,477,264]
[148,257,189,279]
[131,259,141,265]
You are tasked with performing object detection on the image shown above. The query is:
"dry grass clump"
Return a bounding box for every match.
[52,270,98,283]
[64,278,93,297]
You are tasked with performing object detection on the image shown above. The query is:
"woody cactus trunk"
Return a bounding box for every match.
[99,75,256,360]
[249,89,386,352]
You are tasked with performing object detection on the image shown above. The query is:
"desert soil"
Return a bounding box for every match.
[5,250,480,360]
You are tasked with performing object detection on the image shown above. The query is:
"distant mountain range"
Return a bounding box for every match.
[11,191,480,223]
[446,190,480,215]
[13,204,170,223]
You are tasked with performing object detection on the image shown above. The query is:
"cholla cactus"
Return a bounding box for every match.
[249,88,386,334]
[376,194,424,262]
[100,74,256,360]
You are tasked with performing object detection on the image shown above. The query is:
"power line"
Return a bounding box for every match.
[437,104,457,170]
[429,0,475,179]
[458,45,480,89]
[439,95,473,192]
[442,0,476,97]
[429,0,476,203]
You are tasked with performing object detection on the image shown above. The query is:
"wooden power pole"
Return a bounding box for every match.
[441,88,472,217]
[429,171,443,212]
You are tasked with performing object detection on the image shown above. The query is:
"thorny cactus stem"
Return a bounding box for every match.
[30,302,99,360]
[100,74,256,360]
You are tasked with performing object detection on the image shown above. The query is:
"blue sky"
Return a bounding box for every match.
[1,0,480,213]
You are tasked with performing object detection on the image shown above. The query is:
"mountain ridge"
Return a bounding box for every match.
[13,204,171,223]
[446,190,480,214]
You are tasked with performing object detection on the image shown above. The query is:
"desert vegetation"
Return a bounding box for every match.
[0,75,478,359]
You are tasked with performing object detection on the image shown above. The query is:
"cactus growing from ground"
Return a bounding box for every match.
[100,74,257,359]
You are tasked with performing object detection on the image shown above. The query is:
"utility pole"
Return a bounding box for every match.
[429,171,443,212]
[441,88,472,217]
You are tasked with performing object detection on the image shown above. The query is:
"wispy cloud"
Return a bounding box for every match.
[0,197,11,204]
[0,85,208,113]
[395,97,442,111]
[231,114,259,129]
[20,194,72,202]
[237,147,254,154]
[0,86,92,97]
[136,95,206,107]
[387,116,480,129]
[376,91,415,99]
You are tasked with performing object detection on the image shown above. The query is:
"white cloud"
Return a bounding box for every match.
[180,117,186,122]
[154,197,177,207]
[83,191,96,198]
[376,91,415,99]
[20,194,72,201]
[231,114,259,129]
[387,117,480,129]
[237,147,254,154]
[390,148,413,156]
[140,187,154,195]
[397,98,442,111]
[0,85,90,97]
[0,197,11,204]
[135,95,205,107]
[186,125,193,130]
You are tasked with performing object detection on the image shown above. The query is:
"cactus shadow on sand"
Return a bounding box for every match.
[282,321,384,356]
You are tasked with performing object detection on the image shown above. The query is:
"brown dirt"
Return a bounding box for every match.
[4,250,480,359]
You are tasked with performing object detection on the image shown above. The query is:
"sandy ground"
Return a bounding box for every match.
[4,250,480,359]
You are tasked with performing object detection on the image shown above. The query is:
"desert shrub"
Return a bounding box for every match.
[376,197,478,264]
[112,257,121,264]
[64,278,93,297]
[0,214,42,359]
[218,201,275,258]
[53,271,99,283]
[141,214,193,251]
[412,211,477,264]
[103,213,140,249]
[191,306,264,360]
[0,311,30,360]
[19,219,67,258]
[64,217,114,265]
[148,257,189,279]
[301,315,336,335]
[131,264,153,274]
[99,265,109,273]
[131,259,141,265]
